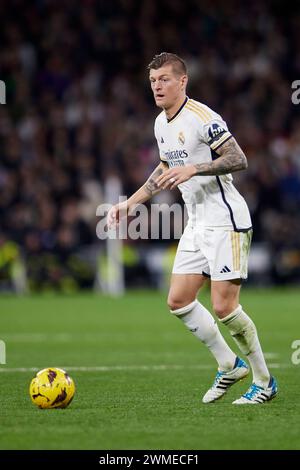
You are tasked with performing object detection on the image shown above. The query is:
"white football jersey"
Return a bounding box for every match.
[154,97,252,231]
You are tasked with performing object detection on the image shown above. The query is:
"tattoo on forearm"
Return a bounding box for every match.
[195,138,248,176]
[144,168,163,195]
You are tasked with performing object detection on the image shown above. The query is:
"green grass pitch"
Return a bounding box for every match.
[0,288,299,450]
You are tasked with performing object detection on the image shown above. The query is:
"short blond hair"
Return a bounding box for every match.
[147,52,187,76]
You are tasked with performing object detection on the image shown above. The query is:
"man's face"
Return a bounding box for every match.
[149,64,186,109]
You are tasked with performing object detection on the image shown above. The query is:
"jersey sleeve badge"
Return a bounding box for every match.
[206,121,232,151]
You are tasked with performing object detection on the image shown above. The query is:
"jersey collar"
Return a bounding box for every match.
[167,96,189,123]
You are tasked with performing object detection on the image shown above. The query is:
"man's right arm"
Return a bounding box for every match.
[107,161,168,228]
[130,161,168,205]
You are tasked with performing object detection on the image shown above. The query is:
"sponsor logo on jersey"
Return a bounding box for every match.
[162,149,188,167]
[160,136,164,143]
[164,149,188,160]
[178,131,185,145]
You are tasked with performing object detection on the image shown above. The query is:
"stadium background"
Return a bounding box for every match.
[1,0,300,291]
[1,0,300,452]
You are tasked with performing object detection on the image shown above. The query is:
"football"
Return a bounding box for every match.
[29,367,75,409]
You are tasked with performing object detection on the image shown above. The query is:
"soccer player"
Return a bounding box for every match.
[107,52,277,404]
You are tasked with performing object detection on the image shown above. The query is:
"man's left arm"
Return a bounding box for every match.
[156,137,247,189]
[193,137,248,175]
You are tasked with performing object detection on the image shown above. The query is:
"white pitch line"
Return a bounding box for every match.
[264,353,279,359]
[0,334,281,360]
[0,335,281,354]
[0,363,291,373]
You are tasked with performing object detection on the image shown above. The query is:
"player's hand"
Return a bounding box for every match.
[107,202,128,229]
[156,165,197,190]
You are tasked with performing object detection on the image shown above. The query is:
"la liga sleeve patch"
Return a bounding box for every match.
[206,122,232,150]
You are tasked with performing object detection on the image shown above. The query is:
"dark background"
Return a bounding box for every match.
[1,0,300,292]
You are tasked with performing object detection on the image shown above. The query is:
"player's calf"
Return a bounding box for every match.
[170,300,237,372]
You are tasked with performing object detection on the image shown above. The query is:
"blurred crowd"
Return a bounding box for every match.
[1,0,300,291]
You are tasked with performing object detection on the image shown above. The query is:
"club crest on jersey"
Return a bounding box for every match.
[178,131,185,145]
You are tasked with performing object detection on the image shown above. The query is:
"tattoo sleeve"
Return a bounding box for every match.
[126,162,168,209]
[194,137,248,176]
[144,163,167,196]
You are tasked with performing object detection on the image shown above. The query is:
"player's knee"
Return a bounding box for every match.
[167,296,196,314]
[167,296,185,312]
[213,301,236,319]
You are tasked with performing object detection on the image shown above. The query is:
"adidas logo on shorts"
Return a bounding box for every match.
[220,265,231,273]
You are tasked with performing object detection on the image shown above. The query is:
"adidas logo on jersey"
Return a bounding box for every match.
[160,137,164,143]
[220,265,231,273]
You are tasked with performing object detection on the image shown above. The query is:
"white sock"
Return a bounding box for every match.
[220,305,270,387]
[171,300,236,371]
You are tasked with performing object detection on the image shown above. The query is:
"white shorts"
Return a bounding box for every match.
[172,225,252,281]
